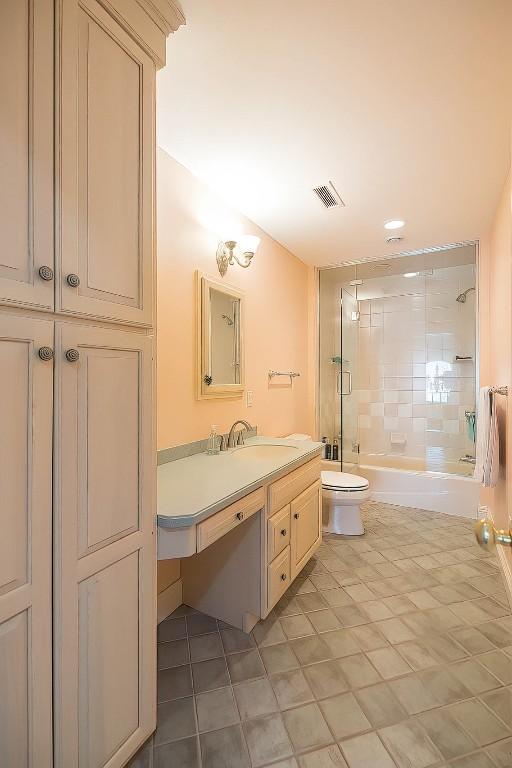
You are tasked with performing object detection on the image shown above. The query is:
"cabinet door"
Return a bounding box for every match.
[0,0,54,310]
[0,314,53,765]
[54,323,155,768]
[58,0,154,326]
[290,481,322,580]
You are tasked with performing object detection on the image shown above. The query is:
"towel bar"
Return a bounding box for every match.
[268,370,300,382]
[490,386,508,396]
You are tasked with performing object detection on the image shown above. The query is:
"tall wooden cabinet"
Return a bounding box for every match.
[58,0,155,326]
[0,0,184,765]
[0,315,54,767]
[0,0,54,310]
[54,325,154,767]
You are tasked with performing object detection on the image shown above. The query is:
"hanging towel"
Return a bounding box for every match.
[466,411,476,443]
[474,387,500,487]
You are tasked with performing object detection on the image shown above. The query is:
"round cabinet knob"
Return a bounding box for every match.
[280,529,287,536]
[38,346,54,361]
[65,348,80,363]
[280,573,287,581]
[236,511,244,521]
[38,265,54,281]
[294,513,300,520]
[66,273,80,288]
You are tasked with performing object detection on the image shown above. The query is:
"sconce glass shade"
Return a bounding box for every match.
[239,234,261,255]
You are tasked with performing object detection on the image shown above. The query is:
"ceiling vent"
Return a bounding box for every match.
[313,181,345,209]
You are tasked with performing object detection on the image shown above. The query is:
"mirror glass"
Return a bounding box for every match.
[209,288,241,385]
[197,273,245,399]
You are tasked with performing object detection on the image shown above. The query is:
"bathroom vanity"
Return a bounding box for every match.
[158,437,322,631]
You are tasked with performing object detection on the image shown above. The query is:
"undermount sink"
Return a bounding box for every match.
[231,444,300,460]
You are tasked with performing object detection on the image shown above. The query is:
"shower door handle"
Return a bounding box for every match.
[337,370,352,396]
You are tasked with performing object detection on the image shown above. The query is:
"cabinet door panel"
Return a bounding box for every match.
[290,481,322,580]
[55,323,154,768]
[59,0,154,325]
[0,0,54,309]
[0,314,53,765]
[78,553,140,767]
[0,613,29,768]
[82,350,140,553]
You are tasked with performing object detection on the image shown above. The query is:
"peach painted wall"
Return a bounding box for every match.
[156,147,315,450]
[156,148,315,599]
[479,170,512,596]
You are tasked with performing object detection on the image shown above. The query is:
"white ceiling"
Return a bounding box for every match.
[157,1,512,267]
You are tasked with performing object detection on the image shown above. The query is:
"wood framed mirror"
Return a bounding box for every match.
[196,272,245,399]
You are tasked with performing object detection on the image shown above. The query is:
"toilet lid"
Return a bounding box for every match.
[321,471,369,491]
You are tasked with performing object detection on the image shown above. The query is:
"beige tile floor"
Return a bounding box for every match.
[128,502,512,768]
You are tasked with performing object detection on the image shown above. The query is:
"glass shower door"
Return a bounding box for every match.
[340,285,359,470]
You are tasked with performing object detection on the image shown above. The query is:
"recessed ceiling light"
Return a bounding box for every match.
[384,219,405,230]
[403,272,419,278]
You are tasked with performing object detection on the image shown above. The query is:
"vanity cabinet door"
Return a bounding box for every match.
[54,323,155,768]
[0,315,53,765]
[0,0,54,310]
[58,0,154,326]
[290,481,322,580]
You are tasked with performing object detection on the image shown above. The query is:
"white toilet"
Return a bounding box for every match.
[321,470,370,535]
[286,434,370,536]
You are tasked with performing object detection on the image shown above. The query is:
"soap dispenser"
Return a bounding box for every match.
[206,425,220,455]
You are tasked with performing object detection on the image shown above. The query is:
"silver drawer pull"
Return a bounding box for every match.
[38,265,54,281]
[281,529,287,536]
[38,346,54,361]
[236,511,244,521]
[65,348,80,363]
[280,573,287,581]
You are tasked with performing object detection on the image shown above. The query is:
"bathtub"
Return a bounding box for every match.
[322,455,479,519]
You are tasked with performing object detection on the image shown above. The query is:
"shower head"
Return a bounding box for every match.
[222,314,234,326]
[456,287,475,304]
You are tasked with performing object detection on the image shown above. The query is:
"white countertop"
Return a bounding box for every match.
[157,436,322,529]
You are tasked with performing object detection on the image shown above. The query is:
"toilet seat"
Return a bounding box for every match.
[321,471,369,492]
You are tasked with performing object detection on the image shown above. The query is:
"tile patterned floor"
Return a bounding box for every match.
[128,502,512,768]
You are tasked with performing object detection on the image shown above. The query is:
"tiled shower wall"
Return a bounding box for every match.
[319,258,477,475]
[357,264,476,470]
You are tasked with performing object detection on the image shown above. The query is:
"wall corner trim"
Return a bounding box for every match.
[157,578,183,623]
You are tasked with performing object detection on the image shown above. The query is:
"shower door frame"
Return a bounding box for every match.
[316,240,480,475]
[339,284,359,472]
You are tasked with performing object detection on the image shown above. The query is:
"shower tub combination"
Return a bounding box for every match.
[322,456,479,518]
[318,245,479,520]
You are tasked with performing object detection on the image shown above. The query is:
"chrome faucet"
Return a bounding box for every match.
[227,420,253,449]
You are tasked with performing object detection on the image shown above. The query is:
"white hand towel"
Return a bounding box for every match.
[474,386,500,487]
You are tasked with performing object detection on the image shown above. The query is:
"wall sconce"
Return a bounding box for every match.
[216,235,261,277]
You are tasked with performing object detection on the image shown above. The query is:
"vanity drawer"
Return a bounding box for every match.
[268,546,290,609]
[196,488,265,552]
[268,505,291,561]
[268,456,321,515]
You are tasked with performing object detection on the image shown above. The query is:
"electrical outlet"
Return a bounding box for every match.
[246,390,254,407]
